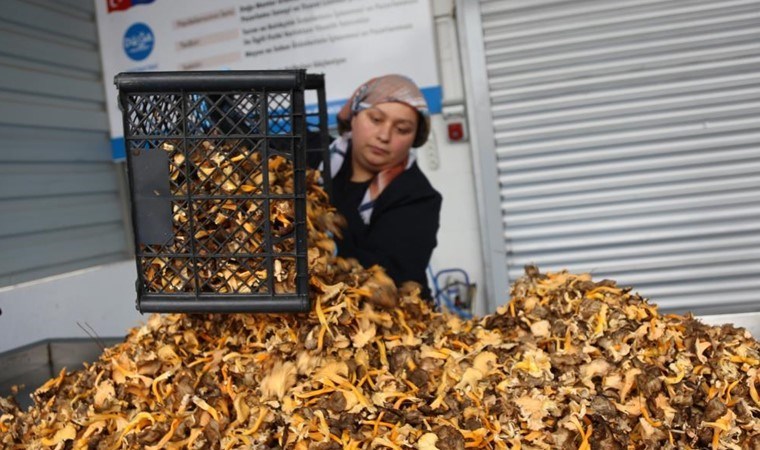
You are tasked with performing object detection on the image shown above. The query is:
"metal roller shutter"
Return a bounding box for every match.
[459,0,760,313]
[0,0,130,287]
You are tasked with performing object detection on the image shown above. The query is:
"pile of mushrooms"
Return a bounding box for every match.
[2,156,759,450]
[141,140,300,295]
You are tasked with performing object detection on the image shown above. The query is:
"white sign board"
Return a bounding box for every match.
[95,0,441,160]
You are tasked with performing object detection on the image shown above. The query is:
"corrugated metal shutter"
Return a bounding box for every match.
[0,0,129,287]
[475,0,760,313]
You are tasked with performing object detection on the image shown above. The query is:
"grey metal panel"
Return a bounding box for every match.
[506,188,760,226]
[25,0,94,19]
[491,60,760,103]
[0,92,108,130]
[0,27,100,73]
[480,0,670,17]
[0,163,120,199]
[0,194,122,237]
[0,341,50,382]
[503,173,760,213]
[63,0,96,15]
[0,54,98,80]
[482,0,759,37]
[497,152,760,194]
[0,135,111,163]
[0,63,105,102]
[486,9,760,57]
[493,75,760,115]
[0,223,126,275]
[472,0,760,311]
[0,2,128,288]
[0,0,97,43]
[0,338,123,410]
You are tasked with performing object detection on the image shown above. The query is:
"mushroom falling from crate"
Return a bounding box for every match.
[115,70,331,314]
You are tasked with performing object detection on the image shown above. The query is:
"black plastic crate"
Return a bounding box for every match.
[305,75,332,197]
[115,70,326,313]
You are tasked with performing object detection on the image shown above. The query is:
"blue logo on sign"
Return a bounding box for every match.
[123,23,154,61]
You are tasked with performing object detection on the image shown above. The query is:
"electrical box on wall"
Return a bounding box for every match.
[442,104,468,142]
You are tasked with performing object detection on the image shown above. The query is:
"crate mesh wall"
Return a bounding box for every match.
[119,73,309,312]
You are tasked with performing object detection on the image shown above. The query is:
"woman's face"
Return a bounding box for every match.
[350,102,418,174]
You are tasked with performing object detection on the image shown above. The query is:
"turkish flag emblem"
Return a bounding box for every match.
[107,0,132,13]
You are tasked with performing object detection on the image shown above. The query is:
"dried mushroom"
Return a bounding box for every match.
[141,139,299,295]
[2,159,760,449]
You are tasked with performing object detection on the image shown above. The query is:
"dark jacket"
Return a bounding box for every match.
[330,144,442,300]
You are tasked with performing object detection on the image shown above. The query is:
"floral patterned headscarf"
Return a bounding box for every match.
[328,75,430,224]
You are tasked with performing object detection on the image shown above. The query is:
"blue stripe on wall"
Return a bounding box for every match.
[111,137,125,161]
[422,85,443,115]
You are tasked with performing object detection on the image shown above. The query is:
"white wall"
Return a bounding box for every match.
[0,261,142,353]
[420,0,487,315]
[418,119,485,314]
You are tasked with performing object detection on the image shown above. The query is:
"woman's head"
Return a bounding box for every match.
[337,75,430,173]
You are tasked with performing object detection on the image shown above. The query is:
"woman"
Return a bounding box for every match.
[326,74,442,300]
